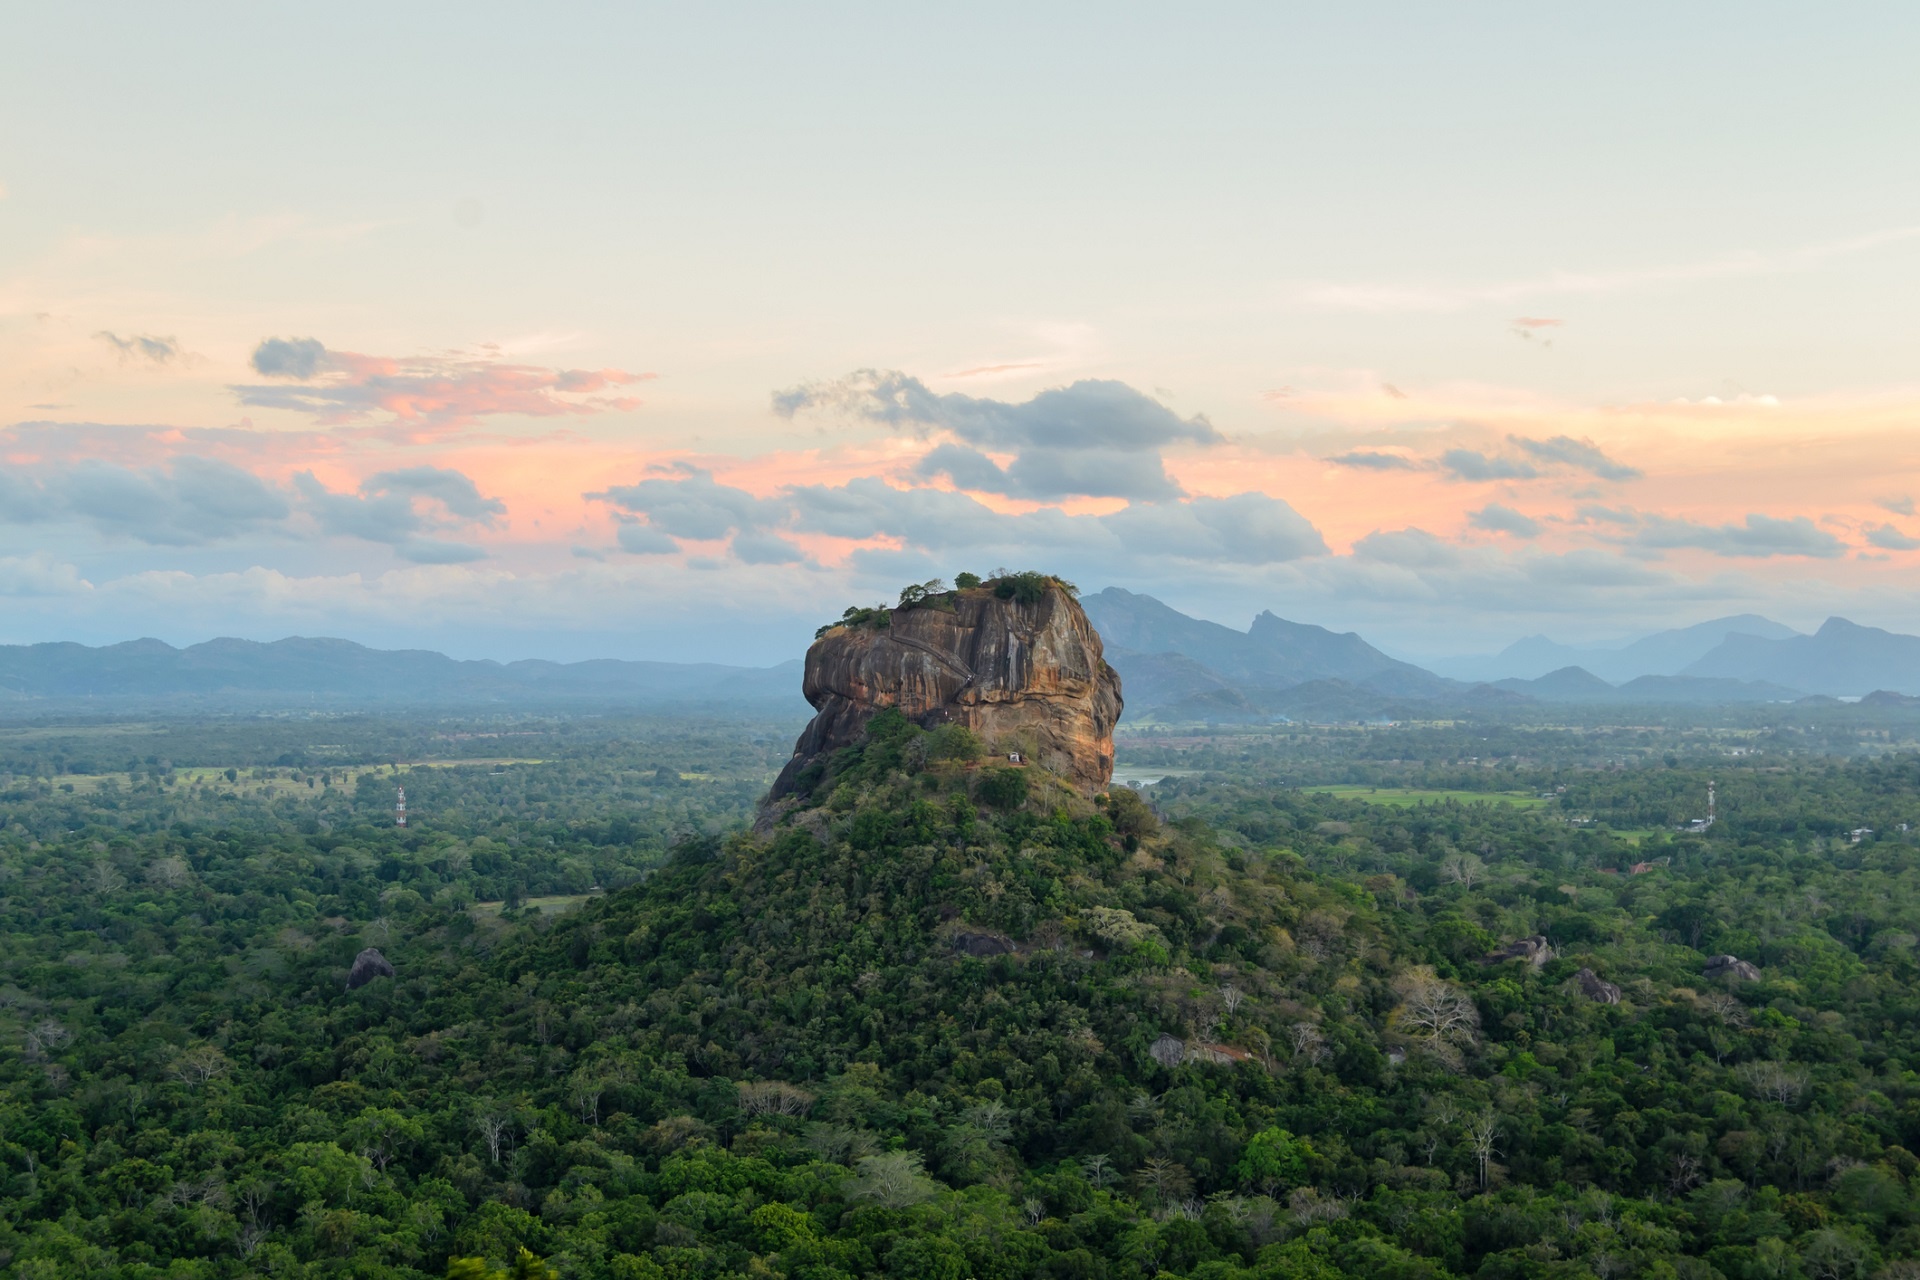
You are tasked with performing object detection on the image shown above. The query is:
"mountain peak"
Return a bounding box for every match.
[1687,615,1920,695]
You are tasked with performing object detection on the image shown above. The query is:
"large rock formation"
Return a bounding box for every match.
[769,579,1122,800]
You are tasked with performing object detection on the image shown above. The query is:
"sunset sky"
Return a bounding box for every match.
[4,4,1919,665]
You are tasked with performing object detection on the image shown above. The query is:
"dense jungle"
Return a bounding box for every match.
[4,706,1920,1279]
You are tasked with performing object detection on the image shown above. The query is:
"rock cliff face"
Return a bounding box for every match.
[769,582,1122,800]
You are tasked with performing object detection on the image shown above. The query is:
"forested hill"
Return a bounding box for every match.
[9,714,1920,1276]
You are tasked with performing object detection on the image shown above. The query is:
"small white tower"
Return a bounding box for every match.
[395,785,407,827]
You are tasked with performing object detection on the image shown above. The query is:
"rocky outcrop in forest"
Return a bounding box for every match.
[769,575,1122,800]
[347,947,395,989]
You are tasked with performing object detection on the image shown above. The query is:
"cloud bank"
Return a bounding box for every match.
[776,371,1218,500]
[234,337,650,431]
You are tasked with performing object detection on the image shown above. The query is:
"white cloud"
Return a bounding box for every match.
[0,554,92,598]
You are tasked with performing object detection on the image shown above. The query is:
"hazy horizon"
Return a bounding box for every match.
[6,6,1920,666]
[0,592,1839,673]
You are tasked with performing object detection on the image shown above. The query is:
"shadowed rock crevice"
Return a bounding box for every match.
[769,578,1122,800]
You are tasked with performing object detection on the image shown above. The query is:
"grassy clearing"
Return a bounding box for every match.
[1309,784,1549,809]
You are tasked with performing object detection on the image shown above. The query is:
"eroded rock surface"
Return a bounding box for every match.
[1576,968,1622,1004]
[1484,936,1554,968]
[347,947,396,989]
[1704,954,1762,982]
[769,582,1122,800]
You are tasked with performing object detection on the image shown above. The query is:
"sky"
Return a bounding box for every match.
[3,3,1919,667]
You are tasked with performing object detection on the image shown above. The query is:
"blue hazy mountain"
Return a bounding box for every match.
[0,636,808,710]
[1082,587,1447,693]
[1491,666,1802,703]
[1435,614,1802,683]
[1081,592,1822,719]
[1684,617,1920,696]
[6,600,1907,716]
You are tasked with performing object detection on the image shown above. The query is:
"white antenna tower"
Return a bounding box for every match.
[1707,780,1715,828]
[395,784,407,828]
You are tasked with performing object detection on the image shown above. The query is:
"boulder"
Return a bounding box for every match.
[1575,968,1621,1004]
[769,579,1123,800]
[1484,935,1554,967]
[1704,954,1762,982]
[347,947,396,989]
[951,930,1016,958]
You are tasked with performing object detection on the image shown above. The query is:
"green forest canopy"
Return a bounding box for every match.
[3,708,1920,1276]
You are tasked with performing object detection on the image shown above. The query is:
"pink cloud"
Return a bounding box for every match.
[233,337,652,435]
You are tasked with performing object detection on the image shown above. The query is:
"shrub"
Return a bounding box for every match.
[816,603,893,639]
[1233,1127,1317,1194]
[925,724,984,763]
[954,571,982,589]
[897,578,947,609]
[976,768,1029,810]
[991,571,1051,604]
[1099,787,1158,841]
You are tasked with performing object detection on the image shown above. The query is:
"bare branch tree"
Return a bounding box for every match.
[1737,1061,1807,1105]
[1392,970,1480,1069]
[1289,1022,1332,1066]
[1466,1111,1500,1190]
[473,1108,514,1165]
[145,857,192,890]
[846,1151,937,1208]
[737,1080,816,1119]
[85,862,126,896]
[1133,1156,1193,1206]
[24,1019,71,1062]
[961,1099,1014,1144]
[171,1045,231,1089]
[1438,852,1486,890]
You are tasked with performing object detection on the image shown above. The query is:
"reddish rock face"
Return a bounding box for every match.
[770,583,1122,799]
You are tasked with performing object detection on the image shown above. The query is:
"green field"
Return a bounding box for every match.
[1309,784,1550,808]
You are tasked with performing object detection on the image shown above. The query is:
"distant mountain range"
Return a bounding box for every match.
[1084,590,1920,721]
[0,636,809,711]
[1083,587,1450,697]
[1433,614,1803,684]
[1681,617,1920,696]
[1489,668,1802,704]
[1433,613,1920,697]
[9,597,1920,719]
